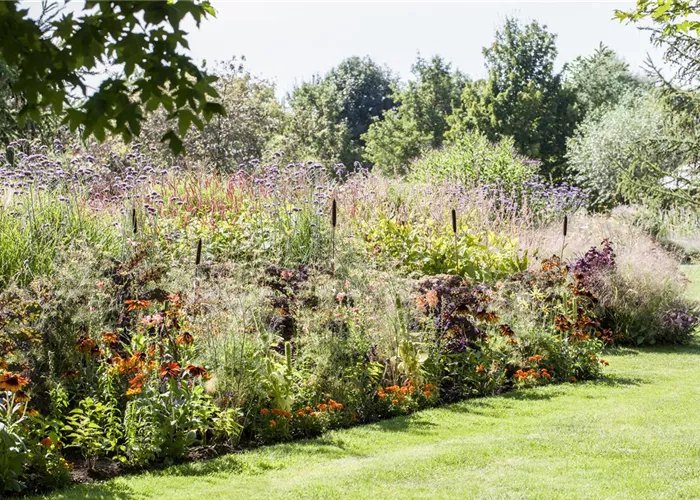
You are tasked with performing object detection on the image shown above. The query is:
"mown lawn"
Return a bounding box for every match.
[36,266,700,500]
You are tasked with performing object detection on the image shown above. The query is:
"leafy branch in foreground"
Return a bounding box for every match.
[0,1,225,153]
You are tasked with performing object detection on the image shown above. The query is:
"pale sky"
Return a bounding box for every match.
[184,1,662,98]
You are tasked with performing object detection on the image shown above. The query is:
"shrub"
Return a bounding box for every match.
[409,130,537,192]
[529,215,699,345]
[583,241,699,345]
[363,215,528,281]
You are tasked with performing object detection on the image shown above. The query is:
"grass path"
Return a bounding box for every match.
[37,266,700,500]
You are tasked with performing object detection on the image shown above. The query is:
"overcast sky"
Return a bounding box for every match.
[183,1,661,98]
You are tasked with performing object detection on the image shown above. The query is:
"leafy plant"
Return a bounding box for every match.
[63,397,123,470]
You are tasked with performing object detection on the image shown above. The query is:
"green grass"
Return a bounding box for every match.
[682,264,700,302]
[36,266,700,500]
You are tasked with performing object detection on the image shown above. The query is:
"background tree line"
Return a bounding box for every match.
[1,2,698,210]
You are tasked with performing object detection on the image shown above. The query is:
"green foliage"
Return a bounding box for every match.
[363,55,465,173]
[567,92,699,209]
[409,130,537,189]
[564,43,649,118]
[0,394,28,493]
[63,397,122,469]
[0,191,120,287]
[361,109,431,175]
[284,56,395,165]
[617,0,700,89]
[450,18,578,176]
[363,215,528,281]
[0,1,224,153]
[124,381,223,466]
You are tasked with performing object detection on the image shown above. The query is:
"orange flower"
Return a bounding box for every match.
[61,370,80,380]
[498,324,515,337]
[76,336,97,354]
[377,389,386,399]
[184,365,210,380]
[125,299,150,311]
[0,373,30,392]
[425,289,439,309]
[158,362,181,380]
[269,419,277,428]
[260,408,270,416]
[570,376,578,383]
[40,437,53,448]
[304,406,312,412]
[391,399,399,405]
[128,373,146,390]
[310,411,317,417]
[297,410,305,417]
[540,369,552,379]
[0,359,7,371]
[475,310,498,323]
[25,409,39,417]
[317,403,328,411]
[14,390,30,402]
[476,363,486,374]
[176,332,194,346]
[527,355,543,363]
[423,390,432,397]
[599,359,609,366]
[101,331,119,346]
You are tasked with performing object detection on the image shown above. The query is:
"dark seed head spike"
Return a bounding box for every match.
[451,208,457,234]
[195,238,202,266]
[331,198,337,228]
[563,215,568,237]
[132,208,137,234]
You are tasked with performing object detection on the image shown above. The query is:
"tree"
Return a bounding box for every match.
[449,18,578,177]
[567,92,698,209]
[399,55,466,147]
[564,43,648,118]
[361,109,431,175]
[362,55,465,173]
[143,58,284,170]
[617,0,700,89]
[0,1,224,153]
[283,56,395,165]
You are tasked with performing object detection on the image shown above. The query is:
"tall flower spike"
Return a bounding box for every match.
[195,238,202,266]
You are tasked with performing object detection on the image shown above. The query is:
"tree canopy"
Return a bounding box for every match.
[564,43,648,118]
[449,18,578,177]
[284,56,395,166]
[362,55,465,173]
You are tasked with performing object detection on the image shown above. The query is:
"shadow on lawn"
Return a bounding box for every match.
[606,340,700,357]
[39,482,137,500]
[368,413,439,435]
